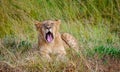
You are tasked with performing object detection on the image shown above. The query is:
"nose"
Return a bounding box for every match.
[46,26,51,29]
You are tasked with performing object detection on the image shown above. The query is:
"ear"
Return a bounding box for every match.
[34,21,41,30]
[55,20,61,30]
[55,19,61,24]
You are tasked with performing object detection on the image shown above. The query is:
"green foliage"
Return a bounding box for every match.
[95,45,120,58]
[2,35,32,54]
[0,0,120,38]
[87,45,120,58]
[17,40,32,53]
[2,35,18,49]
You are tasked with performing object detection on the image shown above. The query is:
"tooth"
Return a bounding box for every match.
[46,30,48,33]
[50,29,52,32]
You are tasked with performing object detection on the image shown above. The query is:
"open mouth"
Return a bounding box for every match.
[45,31,54,43]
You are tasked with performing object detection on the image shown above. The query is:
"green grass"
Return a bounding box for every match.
[87,45,120,58]
[0,0,120,71]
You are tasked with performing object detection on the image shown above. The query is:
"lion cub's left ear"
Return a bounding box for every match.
[55,19,61,24]
[34,21,41,30]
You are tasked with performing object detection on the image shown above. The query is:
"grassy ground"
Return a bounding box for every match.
[0,0,120,72]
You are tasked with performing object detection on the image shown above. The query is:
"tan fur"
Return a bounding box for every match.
[35,20,79,61]
[61,33,79,52]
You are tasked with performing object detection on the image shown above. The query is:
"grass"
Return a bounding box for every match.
[0,0,120,72]
[87,45,120,58]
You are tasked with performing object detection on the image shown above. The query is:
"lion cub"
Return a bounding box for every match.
[35,20,79,61]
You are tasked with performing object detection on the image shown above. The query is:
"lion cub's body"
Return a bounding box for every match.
[38,32,66,61]
[35,20,78,61]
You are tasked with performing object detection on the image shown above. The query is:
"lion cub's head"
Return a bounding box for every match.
[35,20,61,43]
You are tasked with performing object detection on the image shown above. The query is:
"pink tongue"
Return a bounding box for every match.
[47,34,53,42]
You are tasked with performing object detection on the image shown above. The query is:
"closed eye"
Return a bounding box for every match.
[51,23,54,25]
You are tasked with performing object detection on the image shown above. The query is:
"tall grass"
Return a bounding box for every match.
[0,0,120,38]
[0,0,120,71]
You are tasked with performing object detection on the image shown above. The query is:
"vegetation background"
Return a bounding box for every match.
[0,0,120,72]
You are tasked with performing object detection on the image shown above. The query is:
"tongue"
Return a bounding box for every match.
[47,34,53,42]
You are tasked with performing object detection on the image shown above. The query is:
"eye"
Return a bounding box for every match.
[51,23,54,25]
[42,24,46,27]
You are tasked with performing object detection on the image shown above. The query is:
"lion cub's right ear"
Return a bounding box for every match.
[34,21,41,30]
